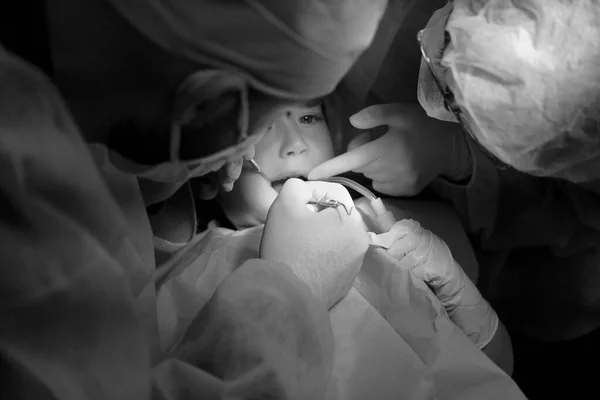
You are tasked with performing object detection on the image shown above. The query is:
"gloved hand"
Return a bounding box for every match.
[260,178,369,309]
[388,219,499,349]
[308,103,472,196]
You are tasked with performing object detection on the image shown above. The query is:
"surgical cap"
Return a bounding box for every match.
[442,0,600,182]
[107,0,388,101]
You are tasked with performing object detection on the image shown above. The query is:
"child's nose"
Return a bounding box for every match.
[279,119,308,158]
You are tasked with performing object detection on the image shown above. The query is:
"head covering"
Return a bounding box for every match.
[439,0,600,182]
[103,0,388,201]
[107,0,388,101]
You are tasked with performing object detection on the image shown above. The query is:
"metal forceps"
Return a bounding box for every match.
[308,195,352,215]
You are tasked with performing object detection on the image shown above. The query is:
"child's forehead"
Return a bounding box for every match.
[280,98,324,112]
[302,98,324,108]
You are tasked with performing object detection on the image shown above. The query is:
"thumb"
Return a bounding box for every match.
[349,104,407,130]
[389,219,423,239]
[387,219,424,258]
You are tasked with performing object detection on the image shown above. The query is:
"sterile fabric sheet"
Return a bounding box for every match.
[330,246,526,400]
[327,287,430,399]
[156,204,525,400]
[0,42,525,399]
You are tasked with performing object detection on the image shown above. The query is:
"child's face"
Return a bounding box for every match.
[218,101,335,228]
[253,101,334,191]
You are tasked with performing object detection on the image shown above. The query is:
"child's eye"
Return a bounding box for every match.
[299,114,323,124]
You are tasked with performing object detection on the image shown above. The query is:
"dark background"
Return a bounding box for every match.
[2,1,598,399]
[0,1,53,76]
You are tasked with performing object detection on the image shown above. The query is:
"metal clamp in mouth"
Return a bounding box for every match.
[308,196,352,215]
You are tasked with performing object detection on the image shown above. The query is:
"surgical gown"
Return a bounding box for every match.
[351,0,600,343]
[0,43,528,399]
[431,139,600,342]
[0,45,334,400]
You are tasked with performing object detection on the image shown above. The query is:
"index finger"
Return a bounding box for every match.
[307,138,383,180]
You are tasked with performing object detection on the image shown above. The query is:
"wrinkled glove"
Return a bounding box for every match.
[260,179,369,310]
[388,219,498,349]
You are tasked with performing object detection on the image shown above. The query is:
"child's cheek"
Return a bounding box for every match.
[229,172,278,226]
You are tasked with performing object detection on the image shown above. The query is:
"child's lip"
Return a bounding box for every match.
[270,176,307,192]
[270,175,307,186]
[270,169,307,182]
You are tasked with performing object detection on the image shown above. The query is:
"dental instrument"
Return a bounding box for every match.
[308,196,352,215]
[321,176,396,233]
[245,158,269,181]
[245,159,394,232]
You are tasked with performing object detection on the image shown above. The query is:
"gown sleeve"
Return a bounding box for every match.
[0,46,335,400]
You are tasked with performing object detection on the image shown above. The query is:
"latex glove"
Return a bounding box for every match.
[308,103,471,196]
[260,178,369,309]
[388,219,499,349]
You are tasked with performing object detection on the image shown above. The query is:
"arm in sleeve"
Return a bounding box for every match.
[0,49,336,400]
[431,134,600,255]
[0,49,153,400]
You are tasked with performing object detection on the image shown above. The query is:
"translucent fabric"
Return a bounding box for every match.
[1,36,525,399]
[442,0,600,182]
[107,0,388,101]
[166,220,526,400]
[98,0,389,200]
[0,46,335,400]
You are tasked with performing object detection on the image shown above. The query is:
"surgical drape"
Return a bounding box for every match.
[0,46,335,400]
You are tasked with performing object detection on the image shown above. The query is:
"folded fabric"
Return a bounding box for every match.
[443,0,600,182]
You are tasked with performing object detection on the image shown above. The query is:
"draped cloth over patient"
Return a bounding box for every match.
[1,0,390,396]
[154,221,526,400]
[0,43,526,398]
[1,1,525,398]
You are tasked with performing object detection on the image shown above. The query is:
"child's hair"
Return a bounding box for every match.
[321,92,346,157]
